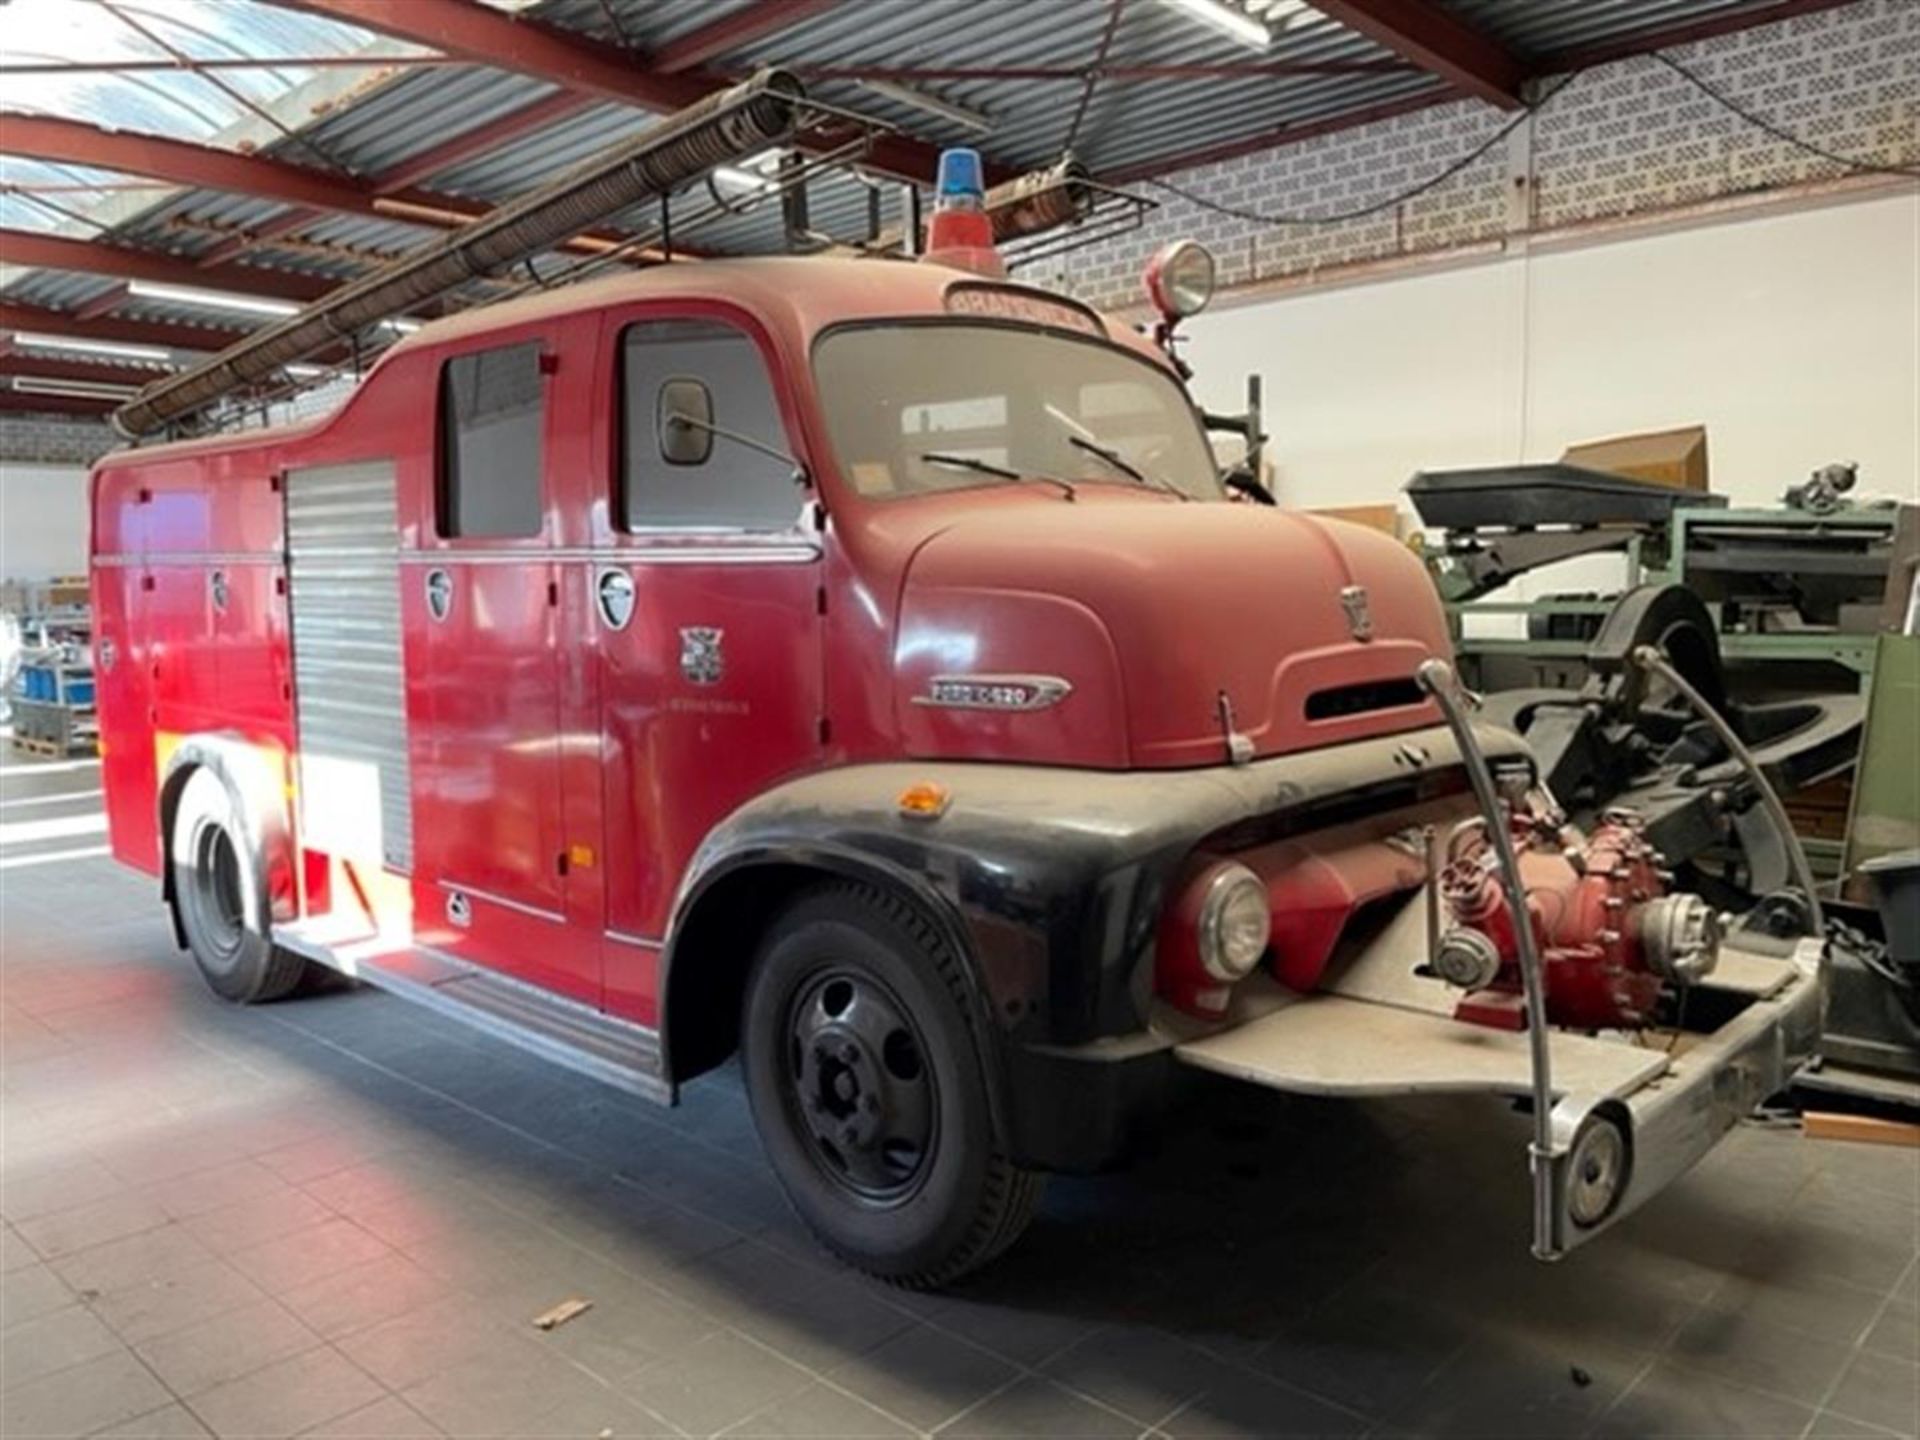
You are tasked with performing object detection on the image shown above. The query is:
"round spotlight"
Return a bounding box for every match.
[1144,240,1217,321]
[1198,863,1270,982]
[1566,1114,1631,1229]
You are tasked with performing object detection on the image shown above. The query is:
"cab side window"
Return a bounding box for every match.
[619,319,797,531]
[439,342,544,538]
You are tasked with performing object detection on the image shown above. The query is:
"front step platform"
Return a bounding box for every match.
[273,922,670,1104]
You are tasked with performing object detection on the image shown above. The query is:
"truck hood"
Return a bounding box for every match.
[893,498,1450,769]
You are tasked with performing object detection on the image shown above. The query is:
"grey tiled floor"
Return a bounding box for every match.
[2,754,1916,1439]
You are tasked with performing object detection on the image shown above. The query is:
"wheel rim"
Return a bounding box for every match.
[783,968,937,1204]
[189,821,248,969]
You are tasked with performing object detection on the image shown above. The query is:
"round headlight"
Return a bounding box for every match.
[1566,1114,1630,1228]
[1144,239,1217,321]
[1199,863,1270,982]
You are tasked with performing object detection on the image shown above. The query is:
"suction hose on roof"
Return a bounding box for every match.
[112,69,805,439]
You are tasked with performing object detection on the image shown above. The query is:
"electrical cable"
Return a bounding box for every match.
[1149,45,1919,228]
[1652,50,1920,180]
[1146,72,1576,226]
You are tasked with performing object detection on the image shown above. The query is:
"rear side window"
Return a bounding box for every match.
[439,342,545,538]
[619,319,798,531]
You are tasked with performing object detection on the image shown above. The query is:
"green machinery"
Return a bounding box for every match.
[1407,463,1914,888]
[1409,463,1910,698]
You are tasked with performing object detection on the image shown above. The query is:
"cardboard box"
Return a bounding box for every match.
[1561,425,1710,492]
[1311,503,1406,538]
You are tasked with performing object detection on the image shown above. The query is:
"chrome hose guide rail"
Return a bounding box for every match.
[1415,657,1561,1259]
[1630,645,1825,936]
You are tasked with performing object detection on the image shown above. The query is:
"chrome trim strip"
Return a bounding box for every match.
[605,929,665,950]
[93,551,282,567]
[397,544,818,566]
[436,879,566,926]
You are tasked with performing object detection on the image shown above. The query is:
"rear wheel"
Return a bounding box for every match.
[171,767,309,1003]
[741,883,1044,1288]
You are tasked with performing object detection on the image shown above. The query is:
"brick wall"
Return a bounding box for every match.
[1021,0,1918,311]
[0,414,117,467]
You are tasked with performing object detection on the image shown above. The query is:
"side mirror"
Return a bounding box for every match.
[658,378,714,466]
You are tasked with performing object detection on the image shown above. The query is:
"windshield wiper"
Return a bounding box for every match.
[1063,433,1190,501]
[920,452,1076,500]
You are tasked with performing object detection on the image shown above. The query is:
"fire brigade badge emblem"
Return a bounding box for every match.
[1339,584,1373,642]
[680,627,724,685]
[425,568,452,623]
[597,568,635,631]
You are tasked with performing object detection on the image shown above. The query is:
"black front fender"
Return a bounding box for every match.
[663,724,1524,1169]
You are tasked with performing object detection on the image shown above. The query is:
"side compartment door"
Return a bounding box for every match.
[91,561,157,871]
[594,314,825,1026]
[410,337,591,1002]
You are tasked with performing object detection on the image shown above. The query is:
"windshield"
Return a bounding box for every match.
[812,323,1222,502]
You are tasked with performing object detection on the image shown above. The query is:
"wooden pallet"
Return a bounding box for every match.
[8,734,97,759]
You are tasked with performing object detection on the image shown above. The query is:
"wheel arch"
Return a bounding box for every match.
[660,844,1013,1148]
[157,733,296,939]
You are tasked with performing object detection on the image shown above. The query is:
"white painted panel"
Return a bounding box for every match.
[1180,193,1920,518]
[0,463,89,581]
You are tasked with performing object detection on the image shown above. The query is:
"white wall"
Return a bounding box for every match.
[1181,191,1920,516]
[0,462,91,582]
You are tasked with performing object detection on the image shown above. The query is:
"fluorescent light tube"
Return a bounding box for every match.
[1160,0,1271,49]
[9,332,175,364]
[12,377,140,400]
[127,281,301,318]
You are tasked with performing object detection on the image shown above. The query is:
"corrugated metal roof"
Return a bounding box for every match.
[1449,0,1773,59]
[2,0,1826,362]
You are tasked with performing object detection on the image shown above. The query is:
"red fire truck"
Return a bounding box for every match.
[91,236,1821,1287]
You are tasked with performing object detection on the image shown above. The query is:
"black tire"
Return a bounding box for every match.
[171,766,310,1004]
[741,882,1045,1288]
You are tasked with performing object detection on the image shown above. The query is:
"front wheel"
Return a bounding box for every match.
[741,883,1044,1288]
[171,766,310,1003]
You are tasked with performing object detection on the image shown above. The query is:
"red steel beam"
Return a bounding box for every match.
[0,390,121,416]
[0,117,665,270]
[0,300,249,352]
[0,114,515,227]
[650,0,839,74]
[267,0,992,184]
[0,228,338,302]
[74,284,133,320]
[193,210,317,269]
[1,116,384,216]
[270,0,724,112]
[0,353,174,387]
[0,114,646,248]
[1312,0,1524,109]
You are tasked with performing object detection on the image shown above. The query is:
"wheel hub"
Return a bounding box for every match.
[804,1030,885,1149]
[787,970,935,1201]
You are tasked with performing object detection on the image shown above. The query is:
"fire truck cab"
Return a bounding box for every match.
[91,251,1821,1287]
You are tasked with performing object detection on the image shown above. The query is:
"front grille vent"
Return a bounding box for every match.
[1305,677,1425,721]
